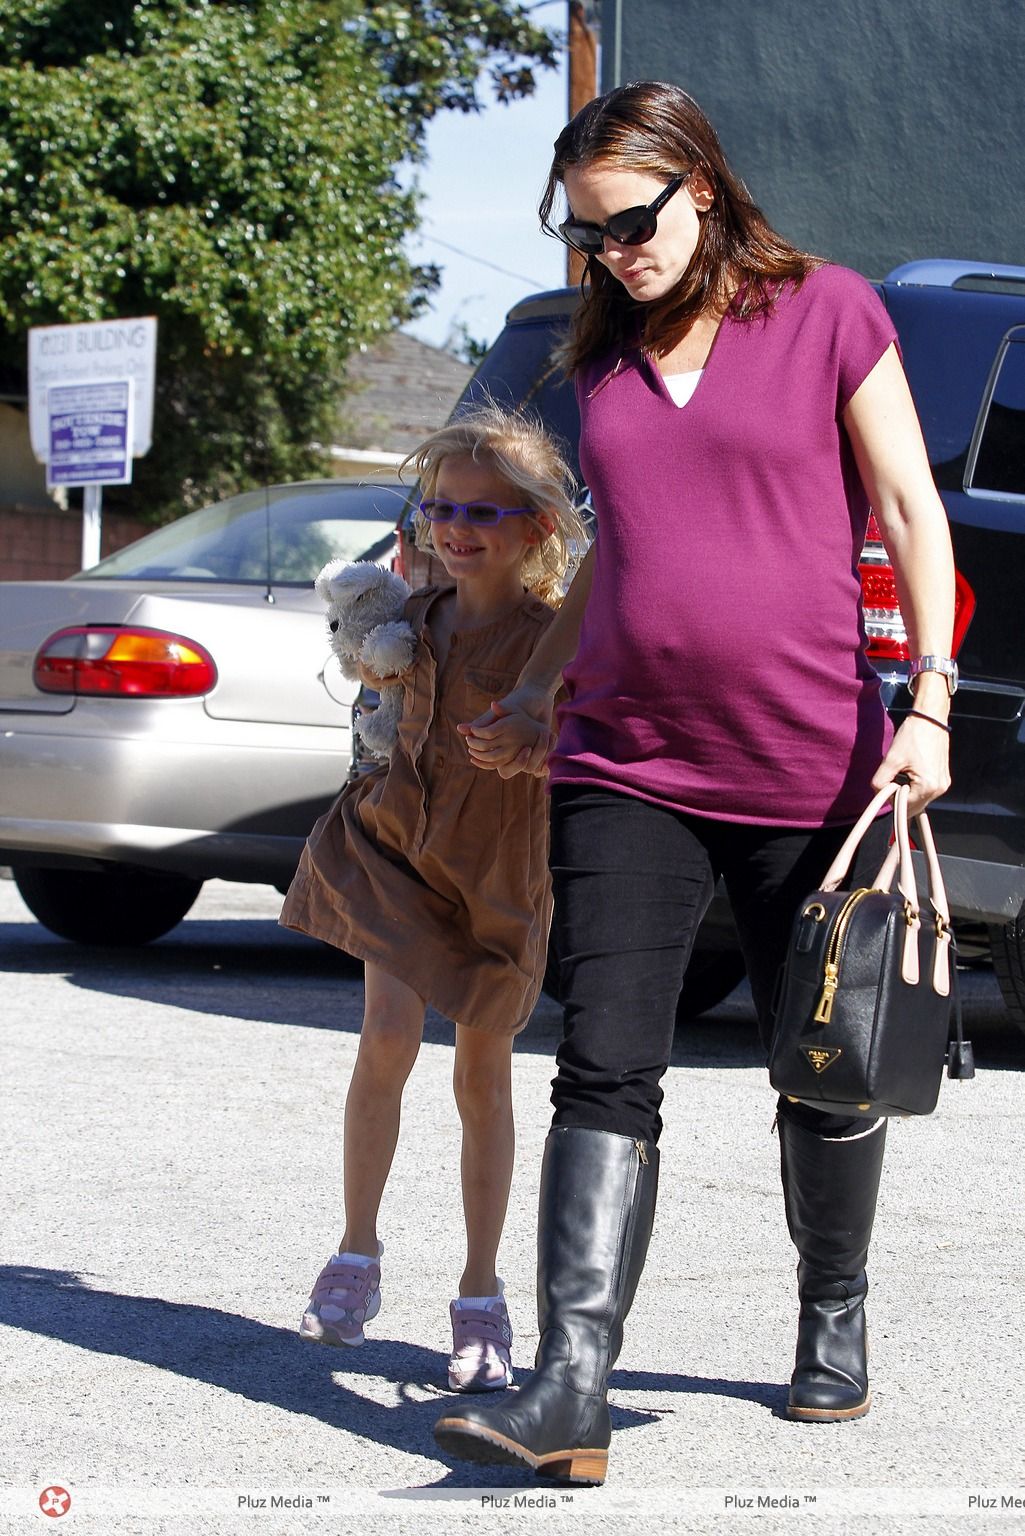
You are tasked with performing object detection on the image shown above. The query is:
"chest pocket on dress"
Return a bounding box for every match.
[463,667,520,713]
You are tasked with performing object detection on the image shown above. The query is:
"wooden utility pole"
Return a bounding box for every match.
[566,1,598,287]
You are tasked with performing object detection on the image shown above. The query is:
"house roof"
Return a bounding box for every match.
[339,331,474,454]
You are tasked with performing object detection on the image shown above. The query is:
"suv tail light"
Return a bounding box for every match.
[33,627,218,697]
[859,514,976,662]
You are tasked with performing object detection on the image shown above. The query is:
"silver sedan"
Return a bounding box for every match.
[0,478,412,944]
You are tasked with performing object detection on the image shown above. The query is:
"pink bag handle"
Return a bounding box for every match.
[819,781,913,895]
[818,780,951,996]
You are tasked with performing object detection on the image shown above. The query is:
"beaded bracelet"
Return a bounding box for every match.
[905,708,952,735]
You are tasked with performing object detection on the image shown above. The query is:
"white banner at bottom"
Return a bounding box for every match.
[6,1484,1025,1524]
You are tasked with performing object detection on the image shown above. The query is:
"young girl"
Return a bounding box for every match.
[279,403,586,1392]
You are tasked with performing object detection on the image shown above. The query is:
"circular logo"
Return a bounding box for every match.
[39,1487,71,1518]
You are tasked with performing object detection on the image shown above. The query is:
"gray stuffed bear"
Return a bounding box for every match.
[315,559,416,759]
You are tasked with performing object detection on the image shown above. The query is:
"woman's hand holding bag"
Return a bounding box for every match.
[768,781,973,1117]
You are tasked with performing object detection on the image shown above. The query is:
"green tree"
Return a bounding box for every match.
[447,318,491,367]
[0,2,557,517]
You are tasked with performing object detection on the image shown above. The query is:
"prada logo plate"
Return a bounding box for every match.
[802,1046,842,1074]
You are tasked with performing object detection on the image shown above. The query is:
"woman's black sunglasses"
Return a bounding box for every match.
[557,172,691,257]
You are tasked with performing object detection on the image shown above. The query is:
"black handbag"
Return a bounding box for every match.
[768,781,973,1117]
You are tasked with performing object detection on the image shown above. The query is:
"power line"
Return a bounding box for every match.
[415,231,547,286]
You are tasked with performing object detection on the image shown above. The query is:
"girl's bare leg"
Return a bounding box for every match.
[452,1025,515,1296]
[339,962,425,1257]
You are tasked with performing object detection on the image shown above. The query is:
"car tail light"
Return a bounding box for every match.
[859,514,976,662]
[33,626,218,697]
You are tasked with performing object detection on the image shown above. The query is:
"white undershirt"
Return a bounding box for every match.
[661,368,704,408]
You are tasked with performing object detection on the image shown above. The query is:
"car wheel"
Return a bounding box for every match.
[989,915,1025,1036]
[13,865,203,946]
[541,934,746,1019]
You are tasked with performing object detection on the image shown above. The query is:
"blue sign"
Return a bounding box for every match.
[47,379,133,486]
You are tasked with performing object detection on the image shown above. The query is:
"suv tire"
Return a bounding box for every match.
[989,913,1025,1038]
[675,945,747,1021]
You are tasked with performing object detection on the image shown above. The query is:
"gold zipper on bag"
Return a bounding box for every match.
[813,888,874,1023]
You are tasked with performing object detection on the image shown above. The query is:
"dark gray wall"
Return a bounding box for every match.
[600,0,1023,277]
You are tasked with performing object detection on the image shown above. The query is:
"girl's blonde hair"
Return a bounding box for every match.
[402,401,588,607]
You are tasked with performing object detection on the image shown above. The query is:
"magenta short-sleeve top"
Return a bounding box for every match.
[548,264,899,827]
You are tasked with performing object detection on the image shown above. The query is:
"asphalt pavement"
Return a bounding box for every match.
[2,872,1024,1536]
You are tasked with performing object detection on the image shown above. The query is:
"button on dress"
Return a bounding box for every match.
[280,585,556,1034]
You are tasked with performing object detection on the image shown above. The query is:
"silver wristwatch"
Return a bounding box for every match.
[908,655,959,696]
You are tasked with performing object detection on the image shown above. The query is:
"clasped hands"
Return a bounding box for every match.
[357,661,554,777]
[457,685,556,779]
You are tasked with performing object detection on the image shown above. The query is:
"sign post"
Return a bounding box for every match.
[82,485,102,572]
[28,318,157,570]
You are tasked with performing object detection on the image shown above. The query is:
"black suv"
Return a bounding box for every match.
[395,260,1025,1031]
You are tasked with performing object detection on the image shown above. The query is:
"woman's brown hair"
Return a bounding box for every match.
[539,80,820,373]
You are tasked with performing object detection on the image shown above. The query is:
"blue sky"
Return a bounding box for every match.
[401,54,572,354]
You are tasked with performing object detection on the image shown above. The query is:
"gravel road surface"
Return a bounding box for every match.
[2,874,1023,1536]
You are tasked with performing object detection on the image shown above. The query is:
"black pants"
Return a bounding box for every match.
[548,785,891,1143]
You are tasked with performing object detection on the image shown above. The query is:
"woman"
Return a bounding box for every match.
[435,81,955,1484]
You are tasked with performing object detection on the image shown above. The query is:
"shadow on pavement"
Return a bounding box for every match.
[2,917,1021,1069]
[0,1264,782,1486]
[0,917,357,978]
[0,918,368,1035]
[0,916,756,1060]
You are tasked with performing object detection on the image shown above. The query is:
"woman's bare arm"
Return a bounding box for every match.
[459,541,596,776]
[843,343,955,813]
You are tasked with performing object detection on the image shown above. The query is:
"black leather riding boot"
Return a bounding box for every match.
[778,1112,887,1421]
[434,1125,659,1484]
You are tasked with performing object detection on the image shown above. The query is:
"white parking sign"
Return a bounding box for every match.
[27,316,157,568]
[28,317,157,461]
